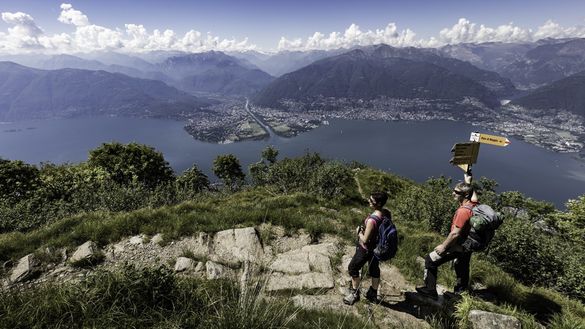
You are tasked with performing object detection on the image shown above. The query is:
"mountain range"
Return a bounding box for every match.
[0,62,208,121]
[253,48,499,108]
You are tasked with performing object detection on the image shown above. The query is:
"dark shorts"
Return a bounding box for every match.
[347,246,380,278]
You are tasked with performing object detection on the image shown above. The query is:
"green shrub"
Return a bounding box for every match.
[88,142,174,188]
[0,158,40,203]
[213,154,245,191]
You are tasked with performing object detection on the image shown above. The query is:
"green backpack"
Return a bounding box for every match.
[463,204,503,251]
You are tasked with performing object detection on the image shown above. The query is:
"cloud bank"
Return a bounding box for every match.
[1,3,585,54]
[278,18,585,51]
[0,3,257,54]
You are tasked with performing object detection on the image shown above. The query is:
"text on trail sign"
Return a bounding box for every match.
[470,132,511,147]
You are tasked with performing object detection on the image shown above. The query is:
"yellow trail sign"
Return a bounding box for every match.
[470,132,510,147]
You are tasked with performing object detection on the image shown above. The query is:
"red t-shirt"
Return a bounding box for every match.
[450,201,477,241]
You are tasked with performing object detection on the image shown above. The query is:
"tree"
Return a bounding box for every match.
[261,146,279,164]
[88,142,174,188]
[0,158,40,202]
[177,165,209,193]
[213,154,245,190]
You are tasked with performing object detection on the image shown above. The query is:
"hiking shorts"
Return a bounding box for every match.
[348,245,380,278]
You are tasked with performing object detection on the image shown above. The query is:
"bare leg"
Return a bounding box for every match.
[371,277,380,290]
[351,276,361,290]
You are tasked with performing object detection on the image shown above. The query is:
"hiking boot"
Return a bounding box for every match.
[343,288,360,305]
[415,286,438,300]
[365,287,379,303]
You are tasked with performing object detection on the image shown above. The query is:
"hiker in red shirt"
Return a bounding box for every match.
[416,175,477,300]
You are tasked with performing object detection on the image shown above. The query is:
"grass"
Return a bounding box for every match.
[1,166,585,328]
[0,265,375,329]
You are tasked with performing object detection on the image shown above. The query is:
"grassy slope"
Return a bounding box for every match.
[1,168,584,328]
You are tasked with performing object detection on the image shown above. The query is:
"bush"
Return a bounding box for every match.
[88,142,174,188]
[177,164,210,193]
[0,158,40,203]
[487,216,585,301]
[213,154,245,191]
[255,153,356,200]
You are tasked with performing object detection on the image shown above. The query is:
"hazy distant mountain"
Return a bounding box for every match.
[231,49,346,77]
[442,38,585,90]
[0,62,207,121]
[440,42,537,73]
[254,49,498,108]
[0,54,173,84]
[364,44,517,97]
[512,71,585,117]
[501,38,585,89]
[158,51,274,95]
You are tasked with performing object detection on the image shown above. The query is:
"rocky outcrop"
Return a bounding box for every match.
[266,243,337,291]
[174,257,194,272]
[468,310,521,329]
[70,241,100,264]
[210,228,264,266]
[206,261,235,280]
[10,254,40,283]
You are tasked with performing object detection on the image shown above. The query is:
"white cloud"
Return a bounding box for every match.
[1,3,585,54]
[277,23,418,51]
[58,3,89,27]
[0,4,256,54]
[276,19,585,51]
[0,12,44,50]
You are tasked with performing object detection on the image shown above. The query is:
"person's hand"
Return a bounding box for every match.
[434,244,446,255]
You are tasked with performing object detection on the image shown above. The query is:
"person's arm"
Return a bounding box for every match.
[465,172,479,202]
[359,218,376,245]
[435,225,462,254]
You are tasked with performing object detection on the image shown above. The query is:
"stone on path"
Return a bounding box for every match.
[174,257,194,272]
[151,234,164,245]
[468,310,521,329]
[267,272,334,291]
[211,228,263,266]
[206,261,235,280]
[70,241,100,264]
[128,235,145,245]
[10,254,40,283]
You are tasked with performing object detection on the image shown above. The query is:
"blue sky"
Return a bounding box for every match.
[1,0,585,53]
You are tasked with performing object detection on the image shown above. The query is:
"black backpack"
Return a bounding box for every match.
[370,214,398,261]
[463,204,503,252]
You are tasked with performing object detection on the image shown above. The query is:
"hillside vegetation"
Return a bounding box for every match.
[0,143,584,328]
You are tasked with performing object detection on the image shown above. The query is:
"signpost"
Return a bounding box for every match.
[449,132,510,172]
[470,132,511,147]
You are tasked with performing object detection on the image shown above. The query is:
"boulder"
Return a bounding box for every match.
[211,228,263,266]
[267,272,334,291]
[194,262,205,272]
[468,310,521,329]
[151,234,164,245]
[206,261,235,280]
[10,254,40,283]
[174,257,194,272]
[128,235,145,245]
[70,241,100,264]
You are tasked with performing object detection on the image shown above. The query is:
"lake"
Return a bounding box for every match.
[1,117,583,208]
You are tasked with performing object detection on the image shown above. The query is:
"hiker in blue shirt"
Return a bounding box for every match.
[343,191,390,305]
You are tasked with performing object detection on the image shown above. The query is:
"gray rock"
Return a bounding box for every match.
[70,241,99,263]
[468,310,521,329]
[10,254,40,283]
[211,228,263,266]
[266,272,334,291]
[174,257,194,272]
[151,234,164,245]
[194,262,205,272]
[206,261,234,280]
[128,235,145,245]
